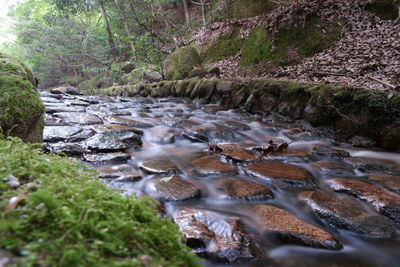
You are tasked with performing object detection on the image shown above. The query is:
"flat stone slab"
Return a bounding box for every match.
[300,191,395,237]
[43,126,95,142]
[84,130,142,152]
[54,112,103,125]
[214,178,274,201]
[246,161,315,188]
[83,152,130,163]
[210,144,258,162]
[310,161,354,176]
[191,155,237,175]
[44,142,87,155]
[173,208,260,263]
[251,204,342,250]
[139,158,179,174]
[45,105,86,114]
[144,176,202,201]
[327,178,400,224]
[89,124,144,135]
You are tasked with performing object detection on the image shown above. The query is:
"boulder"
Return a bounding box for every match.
[50,85,83,95]
[124,67,162,84]
[0,52,44,142]
[164,46,201,80]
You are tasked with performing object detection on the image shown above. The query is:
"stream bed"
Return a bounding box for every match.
[40,91,400,267]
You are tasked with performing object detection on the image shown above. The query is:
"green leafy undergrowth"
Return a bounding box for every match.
[0,137,199,266]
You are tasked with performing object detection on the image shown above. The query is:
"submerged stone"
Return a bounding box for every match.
[300,191,395,237]
[367,174,400,192]
[173,208,260,263]
[211,144,258,162]
[327,178,400,224]
[214,178,274,201]
[144,176,202,201]
[251,204,342,250]
[246,161,315,188]
[191,155,237,175]
[139,158,179,174]
[106,116,154,128]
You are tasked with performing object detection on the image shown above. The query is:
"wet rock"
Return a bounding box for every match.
[139,158,179,174]
[345,157,400,174]
[183,125,237,143]
[251,204,342,250]
[144,176,202,201]
[44,114,67,126]
[246,162,315,188]
[40,91,62,99]
[367,174,400,192]
[217,120,251,131]
[327,178,400,224]
[54,112,103,125]
[64,99,91,106]
[43,126,95,142]
[310,161,354,176]
[84,130,141,152]
[44,142,87,155]
[173,208,260,263]
[89,124,143,135]
[45,105,86,114]
[214,178,274,201]
[50,85,83,95]
[300,191,395,237]
[349,135,376,148]
[83,152,130,163]
[210,144,257,162]
[85,103,130,116]
[106,116,154,128]
[191,155,237,175]
[41,96,63,103]
[310,144,350,160]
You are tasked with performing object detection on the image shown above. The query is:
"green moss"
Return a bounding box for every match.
[0,54,44,143]
[241,18,342,66]
[202,28,243,63]
[393,94,400,108]
[0,136,199,266]
[241,26,272,66]
[165,46,202,80]
[365,0,399,20]
[227,0,277,19]
[78,72,111,93]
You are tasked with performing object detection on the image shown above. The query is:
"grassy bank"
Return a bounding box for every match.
[0,137,199,266]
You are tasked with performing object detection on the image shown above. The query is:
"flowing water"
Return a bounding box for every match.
[41,92,400,266]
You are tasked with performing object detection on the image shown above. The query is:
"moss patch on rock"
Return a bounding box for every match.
[0,136,199,266]
[241,19,342,66]
[164,46,202,80]
[202,28,243,63]
[78,72,111,93]
[227,0,277,19]
[0,53,44,143]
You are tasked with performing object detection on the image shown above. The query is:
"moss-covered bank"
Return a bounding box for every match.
[0,136,199,266]
[93,79,400,151]
[0,52,44,143]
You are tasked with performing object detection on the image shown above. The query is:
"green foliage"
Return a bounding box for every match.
[165,46,201,80]
[0,136,199,266]
[201,28,242,63]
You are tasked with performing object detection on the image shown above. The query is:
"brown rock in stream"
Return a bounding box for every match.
[300,191,395,237]
[250,204,342,250]
[246,162,315,188]
[173,208,261,263]
[214,178,274,201]
[210,144,258,162]
[144,176,202,201]
[139,158,179,174]
[191,155,237,175]
[367,174,400,193]
[327,178,400,224]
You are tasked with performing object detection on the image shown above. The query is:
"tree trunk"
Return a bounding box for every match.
[114,0,137,60]
[200,0,206,26]
[182,0,191,29]
[99,3,118,58]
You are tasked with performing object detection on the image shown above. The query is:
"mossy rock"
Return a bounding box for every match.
[123,66,162,84]
[241,18,342,66]
[365,0,399,21]
[201,27,243,63]
[227,0,277,19]
[0,53,44,143]
[164,46,202,80]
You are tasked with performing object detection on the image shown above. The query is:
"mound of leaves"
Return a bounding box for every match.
[0,137,199,266]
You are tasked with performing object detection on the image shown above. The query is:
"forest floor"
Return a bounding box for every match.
[192,0,400,95]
